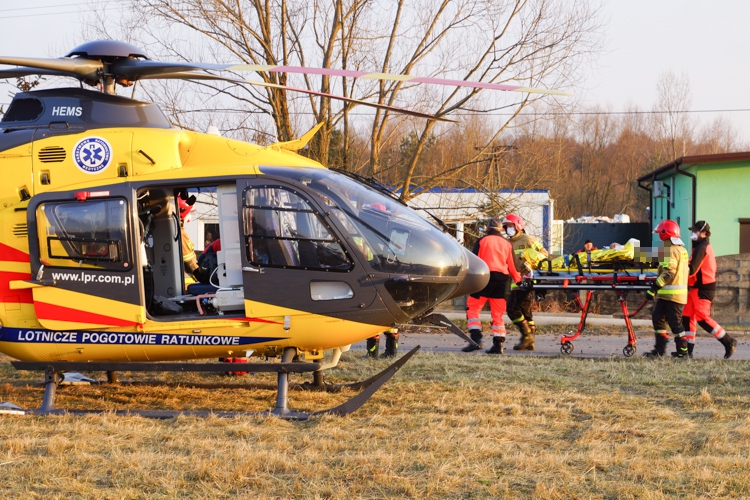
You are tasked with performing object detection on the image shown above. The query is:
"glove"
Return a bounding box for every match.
[646,289,655,301]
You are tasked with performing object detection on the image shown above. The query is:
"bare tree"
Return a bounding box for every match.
[695,116,748,154]
[653,70,695,161]
[611,105,660,220]
[364,0,603,201]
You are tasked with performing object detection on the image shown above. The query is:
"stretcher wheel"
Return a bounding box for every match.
[623,344,636,358]
[560,342,574,355]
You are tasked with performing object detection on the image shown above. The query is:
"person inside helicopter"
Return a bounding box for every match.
[137,187,205,316]
[195,237,221,286]
[177,191,200,284]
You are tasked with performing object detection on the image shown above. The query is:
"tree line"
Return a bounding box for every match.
[304,79,745,223]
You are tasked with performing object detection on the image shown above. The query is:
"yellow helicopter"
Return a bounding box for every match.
[0,40,561,418]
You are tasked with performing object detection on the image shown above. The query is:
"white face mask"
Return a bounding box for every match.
[505,227,517,237]
[690,232,699,241]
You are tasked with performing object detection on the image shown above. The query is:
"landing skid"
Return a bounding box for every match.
[411,312,480,347]
[7,345,420,420]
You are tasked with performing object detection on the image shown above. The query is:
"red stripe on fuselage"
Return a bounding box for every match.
[0,243,30,263]
[0,271,33,304]
[34,301,139,327]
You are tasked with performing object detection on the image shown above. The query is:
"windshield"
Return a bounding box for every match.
[259,167,464,277]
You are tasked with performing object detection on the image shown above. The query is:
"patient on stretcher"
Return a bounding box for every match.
[547,238,645,271]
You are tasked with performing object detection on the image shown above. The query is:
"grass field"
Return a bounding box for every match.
[1,346,749,499]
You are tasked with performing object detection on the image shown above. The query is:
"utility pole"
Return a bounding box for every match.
[475,144,515,190]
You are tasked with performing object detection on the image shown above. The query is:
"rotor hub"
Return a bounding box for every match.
[66,40,149,60]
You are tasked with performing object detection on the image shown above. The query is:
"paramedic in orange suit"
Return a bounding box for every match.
[462,218,522,354]
[680,220,737,359]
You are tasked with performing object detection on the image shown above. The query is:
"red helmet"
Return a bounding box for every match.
[502,213,525,232]
[654,219,680,241]
[178,194,194,221]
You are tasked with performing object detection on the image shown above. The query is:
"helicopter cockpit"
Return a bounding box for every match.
[265,167,465,278]
[253,167,470,321]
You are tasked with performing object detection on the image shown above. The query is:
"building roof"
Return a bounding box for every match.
[637,151,750,183]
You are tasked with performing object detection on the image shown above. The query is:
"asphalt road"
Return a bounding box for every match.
[354,312,749,360]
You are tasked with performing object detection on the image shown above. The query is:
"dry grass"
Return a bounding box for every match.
[1,351,750,499]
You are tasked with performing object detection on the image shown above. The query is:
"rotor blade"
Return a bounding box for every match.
[113,58,227,78]
[0,67,72,79]
[0,54,567,96]
[0,56,102,81]
[116,59,568,96]
[141,71,455,122]
[220,64,571,96]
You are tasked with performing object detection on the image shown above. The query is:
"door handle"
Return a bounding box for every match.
[9,280,55,289]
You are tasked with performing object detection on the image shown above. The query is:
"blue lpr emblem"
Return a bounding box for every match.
[73,137,112,174]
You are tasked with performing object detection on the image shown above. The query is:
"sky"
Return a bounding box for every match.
[3,0,750,141]
[580,0,750,140]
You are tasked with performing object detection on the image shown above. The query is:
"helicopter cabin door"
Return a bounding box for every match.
[237,179,378,319]
[26,187,143,331]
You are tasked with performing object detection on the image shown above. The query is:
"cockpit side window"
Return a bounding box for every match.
[36,198,130,270]
[2,98,44,123]
[258,166,465,277]
[242,185,352,271]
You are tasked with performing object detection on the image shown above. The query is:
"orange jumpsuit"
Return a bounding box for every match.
[683,238,725,342]
[466,234,521,338]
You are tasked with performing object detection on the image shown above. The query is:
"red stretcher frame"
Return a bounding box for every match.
[527,258,658,357]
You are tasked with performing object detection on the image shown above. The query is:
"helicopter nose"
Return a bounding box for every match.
[446,248,490,300]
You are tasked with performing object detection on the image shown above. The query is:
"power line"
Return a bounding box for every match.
[0,2,109,13]
[0,1,118,19]
[0,11,94,19]
[468,108,750,117]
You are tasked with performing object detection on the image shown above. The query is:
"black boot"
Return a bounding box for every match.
[719,334,737,359]
[462,329,483,352]
[672,336,689,359]
[485,336,505,355]
[513,321,535,351]
[365,336,379,358]
[671,340,695,358]
[644,334,668,358]
[381,333,399,358]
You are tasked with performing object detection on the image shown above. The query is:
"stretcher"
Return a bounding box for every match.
[524,253,658,357]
